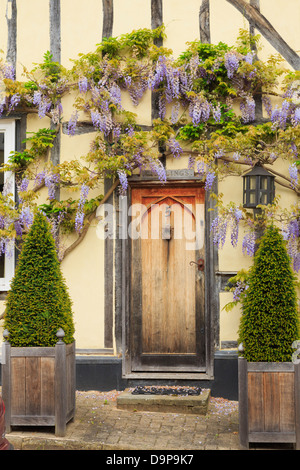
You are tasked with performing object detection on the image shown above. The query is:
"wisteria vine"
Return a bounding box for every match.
[0,27,298,271]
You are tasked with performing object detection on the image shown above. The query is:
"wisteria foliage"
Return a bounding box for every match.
[0,27,299,270]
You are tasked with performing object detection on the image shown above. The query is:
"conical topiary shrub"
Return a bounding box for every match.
[4,211,75,347]
[238,225,299,362]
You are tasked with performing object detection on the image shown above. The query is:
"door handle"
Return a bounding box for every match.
[189,259,204,271]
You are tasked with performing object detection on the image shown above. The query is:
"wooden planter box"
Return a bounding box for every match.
[238,357,300,449]
[1,337,76,437]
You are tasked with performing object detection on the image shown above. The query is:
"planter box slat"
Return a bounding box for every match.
[239,357,300,449]
[10,416,56,426]
[2,340,75,437]
[247,362,294,372]
[249,432,296,443]
[11,347,56,357]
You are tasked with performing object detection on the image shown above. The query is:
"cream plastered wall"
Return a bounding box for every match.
[211,0,300,346]
[0,0,299,351]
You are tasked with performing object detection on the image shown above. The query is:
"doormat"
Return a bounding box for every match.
[131,386,202,396]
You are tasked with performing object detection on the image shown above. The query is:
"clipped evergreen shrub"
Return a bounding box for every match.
[238,225,299,362]
[4,211,75,347]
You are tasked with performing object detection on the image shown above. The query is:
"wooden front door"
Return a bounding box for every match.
[130,185,206,374]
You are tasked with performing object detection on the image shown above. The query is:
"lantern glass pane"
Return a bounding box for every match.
[260,192,267,205]
[260,177,267,190]
[250,192,256,204]
[249,176,256,190]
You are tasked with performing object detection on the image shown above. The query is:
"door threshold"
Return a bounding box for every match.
[123,372,213,380]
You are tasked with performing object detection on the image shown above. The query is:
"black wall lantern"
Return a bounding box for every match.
[243,164,275,209]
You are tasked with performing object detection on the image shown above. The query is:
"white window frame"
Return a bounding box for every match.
[0,120,15,290]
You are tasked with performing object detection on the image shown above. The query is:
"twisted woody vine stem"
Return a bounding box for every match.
[0,27,299,296]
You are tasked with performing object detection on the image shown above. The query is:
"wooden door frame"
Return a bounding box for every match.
[121,178,218,380]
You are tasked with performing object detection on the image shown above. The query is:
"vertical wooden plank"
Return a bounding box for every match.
[41,357,55,416]
[69,342,76,414]
[10,357,26,417]
[55,340,66,436]
[238,357,249,449]
[263,372,280,432]
[25,357,41,416]
[279,372,295,433]
[248,371,264,432]
[294,363,300,449]
[2,341,11,432]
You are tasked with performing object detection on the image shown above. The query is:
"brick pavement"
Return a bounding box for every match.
[6,390,241,451]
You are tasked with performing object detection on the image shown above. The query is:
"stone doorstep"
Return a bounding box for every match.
[116,388,211,415]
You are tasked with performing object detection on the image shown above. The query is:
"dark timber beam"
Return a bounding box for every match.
[226,0,300,70]
[199,0,211,44]
[49,0,61,200]
[151,0,163,122]
[102,0,114,38]
[6,0,17,71]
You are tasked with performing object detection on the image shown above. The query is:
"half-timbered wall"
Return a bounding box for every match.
[0,1,299,388]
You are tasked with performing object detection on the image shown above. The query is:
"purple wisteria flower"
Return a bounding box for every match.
[189,96,211,125]
[19,205,34,230]
[212,104,221,123]
[262,96,273,118]
[214,149,224,159]
[168,137,182,158]
[205,169,216,190]
[14,220,23,238]
[109,83,122,108]
[242,229,256,257]
[149,159,166,183]
[45,172,60,200]
[240,95,255,123]
[188,155,195,170]
[292,107,300,126]
[74,211,85,233]
[271,99,290,128]
[117,170,128,195]
[211,215,228,248]
[19,177,29,193]
[9,93,20,111]
[233,281,249,301]
[3,63,15,80]
[224,52,240,78]
[0,238,14,258]
[67,111,79,136]
[75,184,90,232]
[17,177,29,203]
[171,102,180,124]
[196,160,205,178]
[34,171,46,187]
[282,218,300,272]
[0,97,6,117]
[289,163,298,189]
[78,76,89,94]
[148,55,168,90]
[244,52,254,65]
[230,208,243,247]
[90,109,113,136]
[51,102,63,124]
[32,90,52,119]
